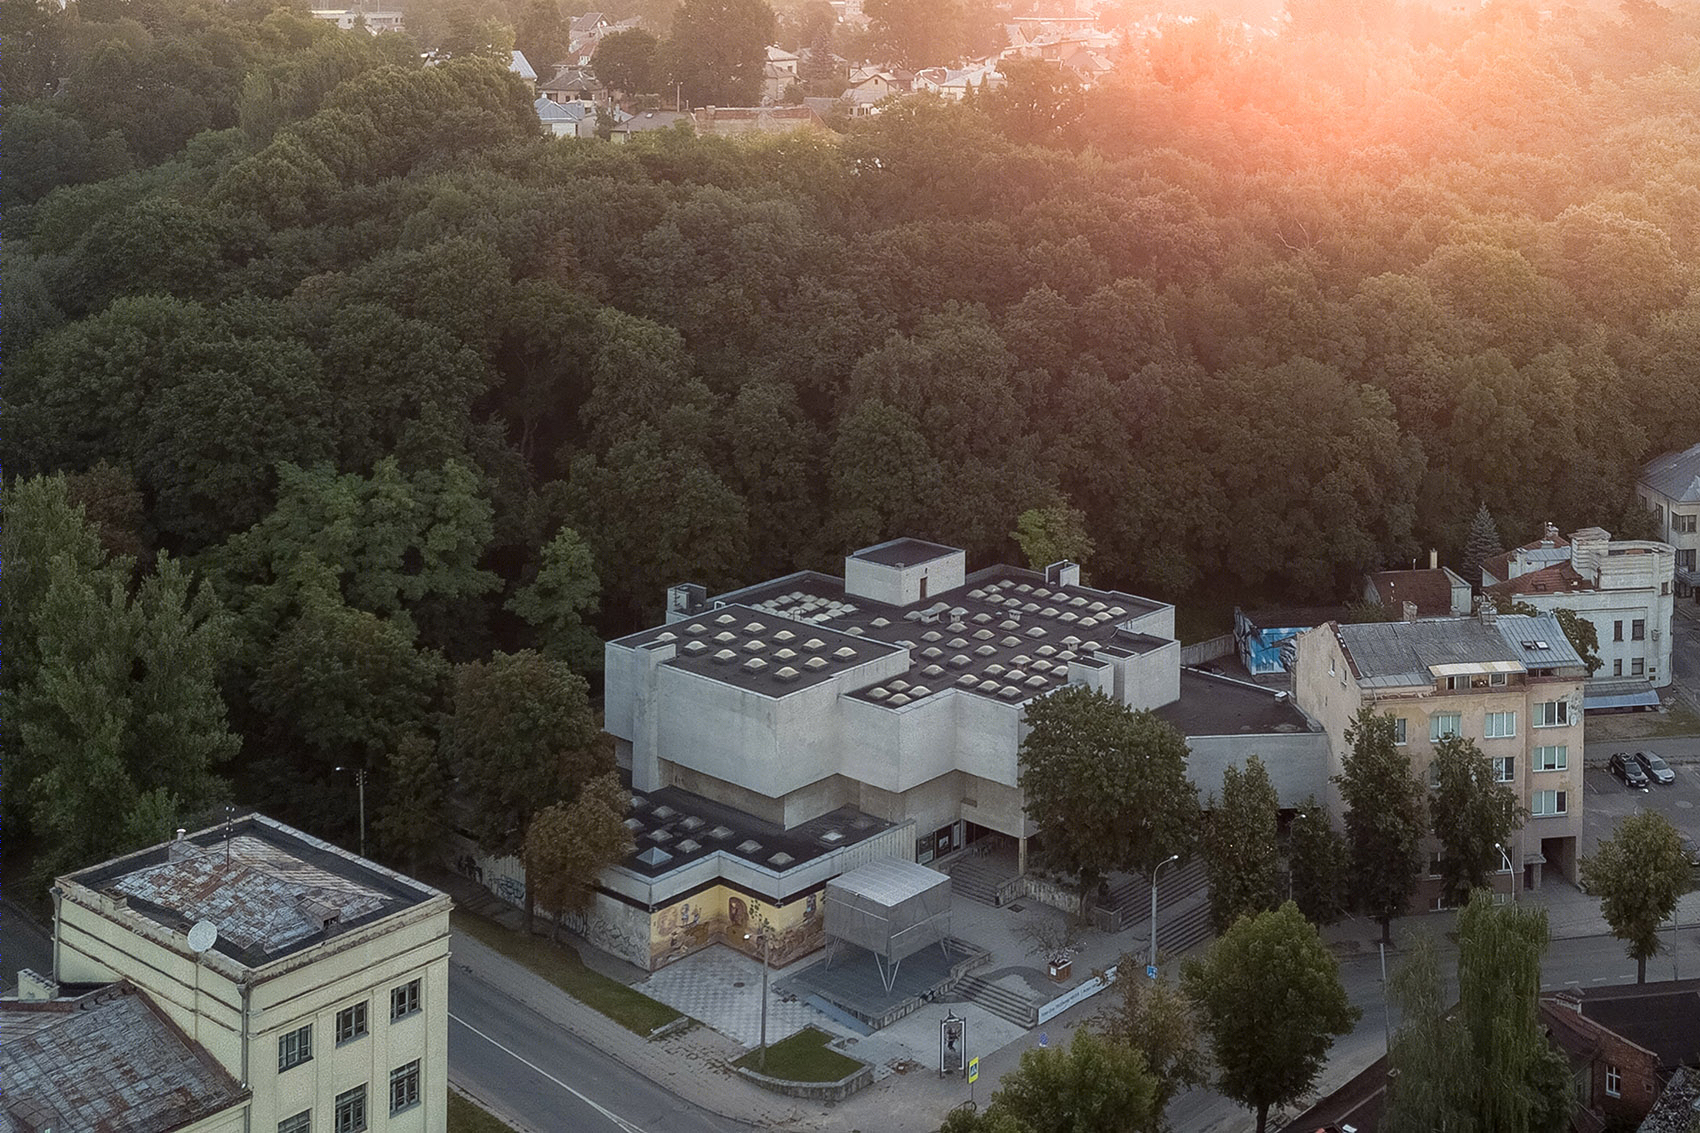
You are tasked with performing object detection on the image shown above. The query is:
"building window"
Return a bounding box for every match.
[1532,789,1568,817]
[1485,711,1517,739]
[391,978,421,1022]
[335,1086,368,1133]
[1534,700,1569,728]
[1393,717,1408,745]
[1488,672,1508,686]
[1632,657,1645,677]
[278,1024,312,1073]
[1632,619,1646,641]
[1427,851,1443,877]
[336,1002,369,1045]
[1492,756,1516,783]
[1614,620,1624,642]
[1605,1064,1622,1098]
[1678,514,1698,534]
[279,1113,311,1133]
[1614,659,1623,677]
[1681,549,1697,571]
[1534,745,1567,772]
[390,1060,422,1115]
[1431,712,1462,742]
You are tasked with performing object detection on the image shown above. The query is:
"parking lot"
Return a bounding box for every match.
[1579,742,1700,858]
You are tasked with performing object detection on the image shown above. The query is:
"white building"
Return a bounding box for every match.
[52,815,451,1133]
[1483,524,1676,695]
[1638,440,1700,601]
[309,9,404,33]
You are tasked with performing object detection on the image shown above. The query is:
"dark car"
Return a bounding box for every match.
[1680,833,1700,869]
[1609,751,1650,789]
[1633,750,1676,785]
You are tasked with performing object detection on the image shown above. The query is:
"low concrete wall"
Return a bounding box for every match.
[1020,874,1085,918]
[1180,634,1235,665]
[735,1059,874,1103]
[1186,731,1330,808]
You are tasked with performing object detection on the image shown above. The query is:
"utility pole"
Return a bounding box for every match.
[335,766,367,857]
[1150,854,1180,976]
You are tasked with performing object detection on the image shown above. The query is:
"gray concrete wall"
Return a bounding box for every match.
[1185,731,1331,807]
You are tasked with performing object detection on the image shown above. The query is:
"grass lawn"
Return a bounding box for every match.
[733,1026,865,1083]
[448,1091,519,1133]
[451,909,685,1036]
[1585,704,1700,742]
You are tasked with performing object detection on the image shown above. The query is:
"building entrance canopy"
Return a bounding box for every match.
[825,858,952,991]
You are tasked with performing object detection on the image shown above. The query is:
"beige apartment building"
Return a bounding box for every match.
[51,815,451,1133]
[1293,608,1587,910]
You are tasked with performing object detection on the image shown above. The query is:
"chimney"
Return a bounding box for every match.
[1402,600,1418,623]
[1428,548,1438,570]
[1544,521,1559,544]
[168,829,197,862]
[1476,596,1497,625]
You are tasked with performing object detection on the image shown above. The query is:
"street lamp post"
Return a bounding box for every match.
[1150,854,1180,977]
[1496,842,1516,903]
[335,766,367,857]
[1287,811,1307,904]
[745,930,771,1070]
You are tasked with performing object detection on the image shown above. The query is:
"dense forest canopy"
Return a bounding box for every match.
[3,0,1696,862]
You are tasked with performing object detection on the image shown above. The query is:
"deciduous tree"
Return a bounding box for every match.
[1288,799,1348,926]
[1580,810,1692,983]
[1094,969,1208,1132]
[1011,503,1095,575]
[1336,707,1425,943]
[952,1029,1160,1133]
[375,732,448,874]
[1203,755,1282,932]
[662,0,774,108]
[1428,735,1524,908]
[594,28,659,98]
[1183,903,1359,1133]
[523,772,634,941]
[506,526,603,669]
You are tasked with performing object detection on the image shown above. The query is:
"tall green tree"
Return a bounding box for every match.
[523,772,634,941]
[2,476,238,885]
[1462,502,1503,588]
[1336,707,1425,943]
[593,28,659,98]
[506,526,603,669]
[1094,970,1208,1133]
[375,732,449,874]
[1011,503,1095,575]
[1428,735,1525,908]
[445,650,606,933]
[1383,896,1571,1133]
[1580,810,1692,983]
[662,0,775,107]
[1182,902,1359,1133]
[1287,799,1348,926]
[866,0,964,67]
[944,1029,1160,1133]
[1203,755,1282,933]
[1019,686,1200,903]
[1552,608,1602,674]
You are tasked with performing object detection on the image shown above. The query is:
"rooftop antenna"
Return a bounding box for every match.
[224,805,235,864]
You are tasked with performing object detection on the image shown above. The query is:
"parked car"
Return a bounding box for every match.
[1609,751,1650,789]
[1679,833,1700,869]
[1633,750,1676,785]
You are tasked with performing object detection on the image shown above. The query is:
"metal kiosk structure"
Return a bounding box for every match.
[824,858,952,992]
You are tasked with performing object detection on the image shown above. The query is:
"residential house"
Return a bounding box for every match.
[608,109,693,141]
[535,96,626,138]
[509,49,536,83]
[538,65,606,107]
[1639,440,1700,600]
[1483,523,1676,695]
[1542,981,1700,1131]
[763,45,800,103]
[1363,561,1473,619]
[52,815,451,1133]
[1,981,251,1132]
[914,61,1004,101]
[1292,606,1589,908]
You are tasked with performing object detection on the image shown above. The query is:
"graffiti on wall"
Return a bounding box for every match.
[1236,623,1311,675]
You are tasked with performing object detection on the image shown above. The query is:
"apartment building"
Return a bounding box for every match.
[1293,607,1588,909]
[52,815,451,1133]
[1483,523,1675,693]
[1638,440,1700,600]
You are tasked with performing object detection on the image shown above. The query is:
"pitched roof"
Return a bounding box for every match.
[1483,561,1594,599]
[1574,978,1700,1069]
[1,982,249,1132]
[1640,441,1700,503]
[1336,612,1585,687]
[1365,567,1462,617]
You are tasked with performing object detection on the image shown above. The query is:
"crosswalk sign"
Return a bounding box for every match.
[968,1057,979,1084]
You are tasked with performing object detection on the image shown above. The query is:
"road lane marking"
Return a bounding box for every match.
[450,1011,648,1133]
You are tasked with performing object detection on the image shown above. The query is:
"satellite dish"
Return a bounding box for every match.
[187,920,218,954]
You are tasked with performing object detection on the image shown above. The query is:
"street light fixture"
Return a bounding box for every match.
[1150,853,1180,977]
[1287,811,1307,904]
[334,766,367,858]
[744,929,771,1071]
[1495,842,1516,903]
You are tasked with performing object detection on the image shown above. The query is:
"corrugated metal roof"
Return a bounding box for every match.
[1639,441,1700,503]
[1339,613,1584,686]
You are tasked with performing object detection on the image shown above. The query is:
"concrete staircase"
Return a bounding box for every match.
[955,974,1040,1028]
[1099,857,1212,956]
[948,855,1016,908]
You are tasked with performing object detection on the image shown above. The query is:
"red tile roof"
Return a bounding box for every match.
[1483,561,1593,599]
[1366,568,1457,617]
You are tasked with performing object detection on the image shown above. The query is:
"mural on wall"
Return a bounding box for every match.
[646,884,830,970]
[1235,609,1314,676]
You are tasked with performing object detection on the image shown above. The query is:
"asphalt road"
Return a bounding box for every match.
[448,967,754,1133]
